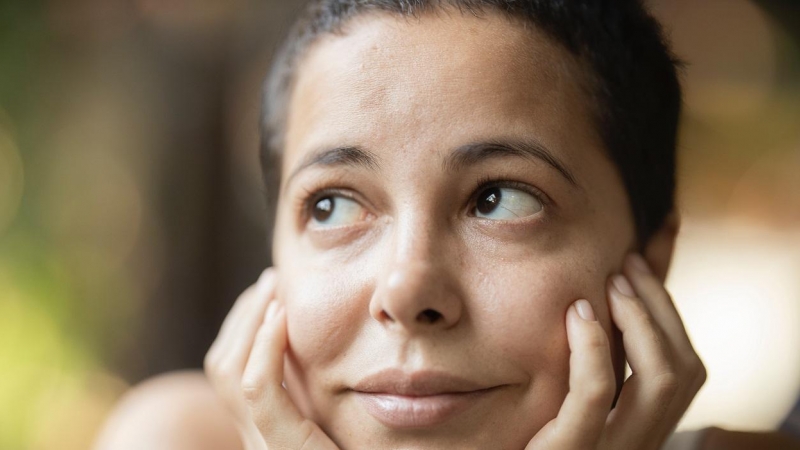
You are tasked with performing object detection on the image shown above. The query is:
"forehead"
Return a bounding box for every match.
[283,11,600,168]
[274,9,637,274]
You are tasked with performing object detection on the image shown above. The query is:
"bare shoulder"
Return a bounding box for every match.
[93,370,242,450]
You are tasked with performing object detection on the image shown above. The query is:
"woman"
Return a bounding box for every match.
[97,0,709,448]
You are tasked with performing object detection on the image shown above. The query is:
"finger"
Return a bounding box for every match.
[241,303,338,450]
[205,269,275,369]
[617,257,707,442]
[221,269,276,347]
[527,300,615,450]
[608,273,675,375]
[220,269,278,371]
[622,255,706,400]
[205,284,256,363]
[205,269,276,420]
[604,276,680,447]
[622,254,695,356]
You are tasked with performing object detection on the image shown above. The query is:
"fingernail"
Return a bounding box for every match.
[628,254,652,274]
[612,274,635,297]
[573,299,596,321]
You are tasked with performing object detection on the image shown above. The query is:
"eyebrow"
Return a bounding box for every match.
[286,146,380,186]
[443,140,579,187]
[286,139,578,188]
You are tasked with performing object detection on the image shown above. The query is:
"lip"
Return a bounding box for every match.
[352,369,501,428]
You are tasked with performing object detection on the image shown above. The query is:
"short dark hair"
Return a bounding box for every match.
[261,0,682,246]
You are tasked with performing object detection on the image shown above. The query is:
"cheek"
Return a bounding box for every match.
[279,263,369,369]
[474,256,612,377]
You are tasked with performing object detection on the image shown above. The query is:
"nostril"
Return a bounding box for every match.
[417,309,443,324]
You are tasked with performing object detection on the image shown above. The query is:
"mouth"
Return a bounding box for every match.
[352,369,503,429]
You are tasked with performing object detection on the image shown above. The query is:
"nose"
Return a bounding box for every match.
[369,260,464,332]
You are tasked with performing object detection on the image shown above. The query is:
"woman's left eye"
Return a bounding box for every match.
[473,186,543,220]
[309,195,367,226]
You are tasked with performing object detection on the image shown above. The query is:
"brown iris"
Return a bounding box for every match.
[476,187,501,216]
[313,197,334,222]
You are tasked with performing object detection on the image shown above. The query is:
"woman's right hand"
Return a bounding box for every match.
[204,269,340,450]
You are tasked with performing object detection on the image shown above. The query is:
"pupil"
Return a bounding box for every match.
[313,197,334,222]
[477,187,501,215]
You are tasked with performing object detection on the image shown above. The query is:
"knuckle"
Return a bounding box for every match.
[617,293,651,322]
[244,283,259,297]
[697,362,708,384]
[653,371,680,402]
[582,379,616,407]
[203,361,221,381]
[638,313,667,346]
[202,354,214,374]
[584,327,610,352]
[203,350,220,374]
[680,354,707,388]
[691,358,708,386]
[214,362,240,383]
[237,285,259,305]
[240,376,264,403]
[629,300,652,322]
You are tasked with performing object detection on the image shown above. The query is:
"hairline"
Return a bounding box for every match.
[263,5,606,175]
[260,0,681,247]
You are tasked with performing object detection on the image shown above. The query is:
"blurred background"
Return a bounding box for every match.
[0,0,798,448]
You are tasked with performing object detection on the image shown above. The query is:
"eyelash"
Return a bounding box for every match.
[296,176,552,225]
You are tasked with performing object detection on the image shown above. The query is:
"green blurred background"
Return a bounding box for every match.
[0,0,799,448]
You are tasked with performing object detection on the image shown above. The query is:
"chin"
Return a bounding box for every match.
[323,425,524,450]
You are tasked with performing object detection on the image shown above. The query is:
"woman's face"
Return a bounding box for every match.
[273,11,636,450]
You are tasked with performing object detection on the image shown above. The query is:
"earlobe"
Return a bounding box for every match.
[642,209,680,282]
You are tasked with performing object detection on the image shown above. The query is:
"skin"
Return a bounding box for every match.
[92,8,800,450]
[263,11,661,449]
[95,9,723,450]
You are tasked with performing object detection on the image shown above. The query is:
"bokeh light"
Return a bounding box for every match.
[655,0,780,120]
[670,220,800,430]
[0,113,24,235]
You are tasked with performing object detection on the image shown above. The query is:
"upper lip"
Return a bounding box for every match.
[352,369,496,396]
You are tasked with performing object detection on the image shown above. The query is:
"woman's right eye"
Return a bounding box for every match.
[309,195,367,227]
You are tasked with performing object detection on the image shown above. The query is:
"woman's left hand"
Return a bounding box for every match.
[526,253,707,450]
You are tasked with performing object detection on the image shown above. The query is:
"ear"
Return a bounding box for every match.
[642,209,680,282]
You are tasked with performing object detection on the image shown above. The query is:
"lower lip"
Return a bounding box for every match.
[355,389,494,429]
